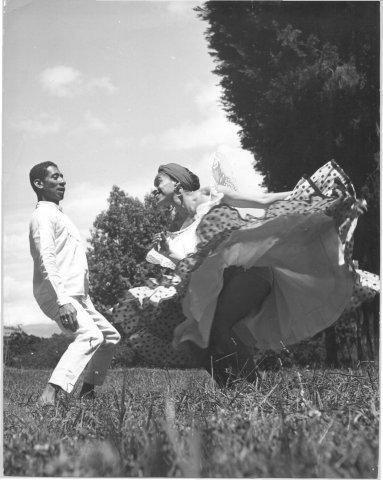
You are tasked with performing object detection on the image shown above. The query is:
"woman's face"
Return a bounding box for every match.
[154,173,177,206]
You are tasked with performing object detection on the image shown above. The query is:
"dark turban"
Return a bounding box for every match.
[158,163,200,191]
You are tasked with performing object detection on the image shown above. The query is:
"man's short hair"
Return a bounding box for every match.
[29,161,58,194]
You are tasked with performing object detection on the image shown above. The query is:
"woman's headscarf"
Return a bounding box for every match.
[157,163,200,191]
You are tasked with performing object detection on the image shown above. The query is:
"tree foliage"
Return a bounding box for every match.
[87,186,172,310]
[4,332,71,369]
[196,1,379,272]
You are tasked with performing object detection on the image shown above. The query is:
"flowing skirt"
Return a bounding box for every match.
[112,161,379,366]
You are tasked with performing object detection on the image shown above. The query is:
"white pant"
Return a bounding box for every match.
[45,295,120,393]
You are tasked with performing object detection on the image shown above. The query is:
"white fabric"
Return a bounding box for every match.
[29,201,89,310]
[146,248,176,270]
[137,192,224,309]
[211,148,266,219]
[130,285,178,307]
[48,295,120,393]
[172,211,354,351]
[166,190,223,261]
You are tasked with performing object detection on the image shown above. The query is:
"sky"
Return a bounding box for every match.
[3,0,263,333]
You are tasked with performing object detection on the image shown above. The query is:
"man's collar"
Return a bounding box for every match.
[36,201,63,212]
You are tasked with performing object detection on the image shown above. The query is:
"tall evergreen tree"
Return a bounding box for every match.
[197,1,379,364]
[196,1,379,273]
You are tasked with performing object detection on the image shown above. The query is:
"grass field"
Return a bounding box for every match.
[3,364,379,477]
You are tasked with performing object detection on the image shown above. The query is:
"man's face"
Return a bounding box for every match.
[34,166,66,204]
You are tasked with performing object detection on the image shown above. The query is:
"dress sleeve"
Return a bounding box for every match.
[30,211,71,307]
[145,248,177,270]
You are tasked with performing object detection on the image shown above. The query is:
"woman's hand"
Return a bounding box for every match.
[152,232,169,252]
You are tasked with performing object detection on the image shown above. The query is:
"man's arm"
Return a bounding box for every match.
[30,211,78,331]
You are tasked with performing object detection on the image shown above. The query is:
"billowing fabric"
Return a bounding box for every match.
[112,288,197,367]
[158,163,200,191]
[112,161,379,366]
[112,193,223,367]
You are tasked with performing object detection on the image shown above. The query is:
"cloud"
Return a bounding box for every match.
[87,77,117,95]
[68,111,113,137]
[3,232,29,258]
[12,113,62,138]
[62,182,112,238]
[3,275,31,303]
[3,234,36,328]
[179,145,264,194]
[212,144,265,193]
[113,136,132,150]
[68,113,132,151]
[3,211,30,235]
[82,111,110,133]
[40,66,82,97]
[3,301,51,327]
[3,213,34,272]
[143,112,240,150]
[194,83,224,114]
[141,82,241,150]
[39,66,117,97]
[166,1,202,17]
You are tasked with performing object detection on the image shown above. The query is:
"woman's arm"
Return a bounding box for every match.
[217,185,293,209]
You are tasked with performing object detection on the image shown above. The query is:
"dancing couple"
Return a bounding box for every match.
[29,154,379,404]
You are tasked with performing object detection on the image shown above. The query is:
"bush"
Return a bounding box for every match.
[4,332,70,369]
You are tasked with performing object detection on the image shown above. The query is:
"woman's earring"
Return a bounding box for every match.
[174,182,183,202]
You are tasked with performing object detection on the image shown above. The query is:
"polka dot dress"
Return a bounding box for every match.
[112,288,197,367]
[112,160,379,366]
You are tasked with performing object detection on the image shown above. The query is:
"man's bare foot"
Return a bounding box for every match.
[79,382,95,399]
[37,383,60,407]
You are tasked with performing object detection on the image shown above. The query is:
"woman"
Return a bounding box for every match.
[112,159,379,377]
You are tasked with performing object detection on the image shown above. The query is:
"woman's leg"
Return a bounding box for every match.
[210,267,271,357]
[205,267,271,384]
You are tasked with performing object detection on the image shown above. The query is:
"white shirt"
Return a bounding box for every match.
[29,201,89,310]
[167,189,224,261]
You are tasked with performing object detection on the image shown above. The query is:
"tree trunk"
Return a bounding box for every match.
[324,325,338,367]
[362,303,374,359]
[356,308,366,361]
[372,296,380,358]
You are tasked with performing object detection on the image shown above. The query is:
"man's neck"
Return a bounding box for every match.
[38,197,60,206]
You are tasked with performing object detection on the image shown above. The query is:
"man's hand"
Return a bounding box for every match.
[58,303,78,332]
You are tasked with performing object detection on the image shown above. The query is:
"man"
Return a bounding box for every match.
[29,161,120,406]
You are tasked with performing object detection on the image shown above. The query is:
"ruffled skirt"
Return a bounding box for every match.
[112,161,379,366]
